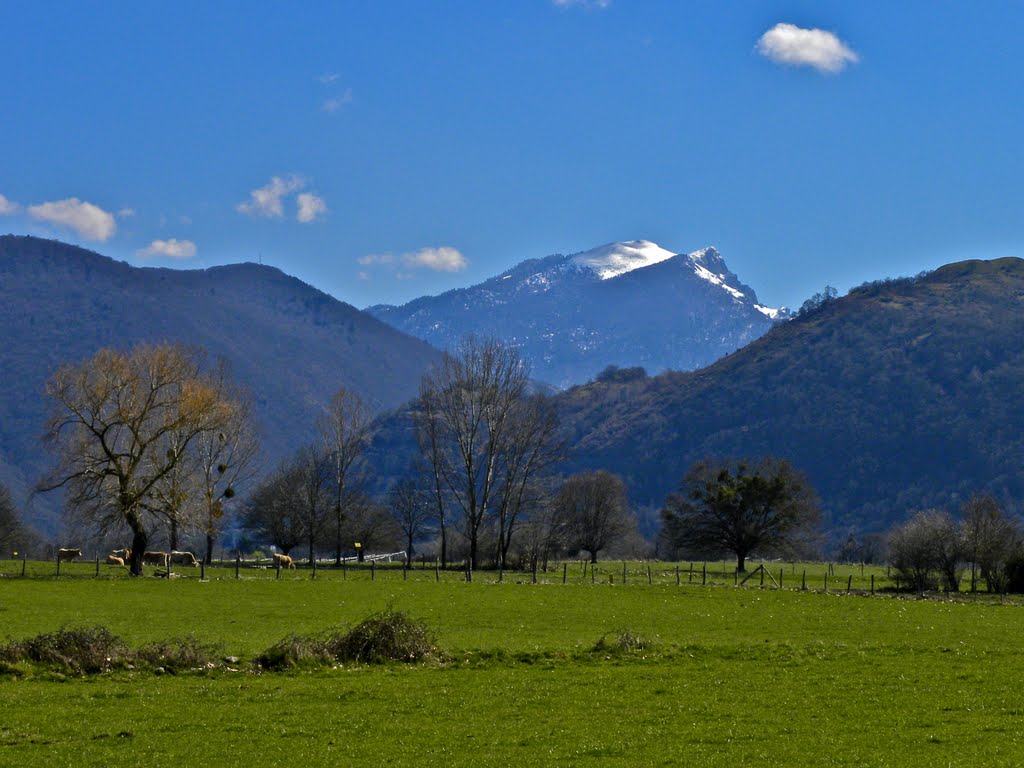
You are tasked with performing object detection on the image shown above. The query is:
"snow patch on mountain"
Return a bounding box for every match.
[571,240,677,280]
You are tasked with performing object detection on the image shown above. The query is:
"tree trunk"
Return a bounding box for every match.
[205,532,214,565]
[129,526,148,577]
[170,517,178,552]
[440,522,447,569]
[737,554,746,573]
[590,552,598,564]
[334,503,343,566]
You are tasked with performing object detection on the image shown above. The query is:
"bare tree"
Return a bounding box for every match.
[40,343,241,575]
[195,387,261,565]
[493,395,564,569]
[387,477,434,563]
[416,336,531,571]
[241,459,305,556]
[293,444,332,565]
[888,509,964,592]
[661,457,821,573]
[343,495,403,556]
[557,470,632,563]
[0,482,36,556]
[961,495,1018,592]
[318,388,372,565]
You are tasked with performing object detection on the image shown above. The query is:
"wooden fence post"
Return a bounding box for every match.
[56,556,61,577]
[801,569,806,590]
[676,565,680,586]
[760,568,764,588]
[532,559,537,584]
[22,554,27,577]
[779,569,783,590]
[647,565,652,585]
[276,560,281,580]
[235,553,240,579]
[847,575,852,593]
[871,574,875,594]
[435,559,440,582]
[824,574,827,592]
[312,557,317,580]
[371,561,376,581]
[702,562,706,586]
[95,555,100,577]
[342,558,347,580]
[591,564,595,585]
[563,563,567,584]
[689,562,694,583]
[200,561,206,581]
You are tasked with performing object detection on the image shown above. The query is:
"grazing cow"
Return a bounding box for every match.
[106,555,124,566]
[142,551,169,567]
[57,548,82,562]
[273,553,296,569]
[170,551,199,567]
[112,548,131,560]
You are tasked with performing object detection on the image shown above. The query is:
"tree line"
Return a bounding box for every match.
[24,337,1023,586]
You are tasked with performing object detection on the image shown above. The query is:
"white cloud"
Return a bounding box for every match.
[403,246,468,272]
[358,253,395,266]
[236,175,305,218]
[137,238,197,259]
[757,23,859,74]
[27,198,117,241]
[322,88,354,113]
[0,193,19,215]
[319,72,341,84]
[296,192,328,223]
[117,207,136,218]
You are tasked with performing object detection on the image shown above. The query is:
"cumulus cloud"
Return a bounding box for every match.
[757,23,859,73]
[236,175,305,218]
[27,198,117,241]
[359,246,469,277]
[322,88,354,113]
[296,192,328,223]
[319,72,341,84]
[0,193,19,215]
[403,246,468,272]
[358,253,395,266]
[137,238,197,259]
[117,207,136,218]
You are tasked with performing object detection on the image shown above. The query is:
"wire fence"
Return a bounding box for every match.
[0,554,976,594]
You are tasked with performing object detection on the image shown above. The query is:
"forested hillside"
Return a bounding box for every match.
[0,235,442,532]
[558,257,1024,533]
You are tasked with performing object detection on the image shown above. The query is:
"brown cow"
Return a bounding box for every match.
[273,553,295,569]
[106,555,124,566]
[112,548,131,560]
[142,551,169,567]
[170,551,199,567]
[57,548,82,562]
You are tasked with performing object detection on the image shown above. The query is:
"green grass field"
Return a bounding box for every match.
[1,561,1022,766]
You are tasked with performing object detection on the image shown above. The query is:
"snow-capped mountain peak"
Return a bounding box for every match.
[570,240,677,280]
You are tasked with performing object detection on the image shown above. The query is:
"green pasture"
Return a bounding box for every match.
[1,561,1022,766]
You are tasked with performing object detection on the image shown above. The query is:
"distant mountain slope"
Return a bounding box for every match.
[0,235,442,531]
[558,257,1024,533]
[368,241,783,387]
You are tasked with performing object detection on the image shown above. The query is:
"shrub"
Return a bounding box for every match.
[254,634,332,671]
[136,635,223,673]
[593,629,653,655]
[326,609,438,664]
[1,626,129,675]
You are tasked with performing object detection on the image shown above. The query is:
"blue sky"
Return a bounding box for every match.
[2,1,1023,311]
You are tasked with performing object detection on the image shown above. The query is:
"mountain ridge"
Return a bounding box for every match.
[368,240,783,387]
